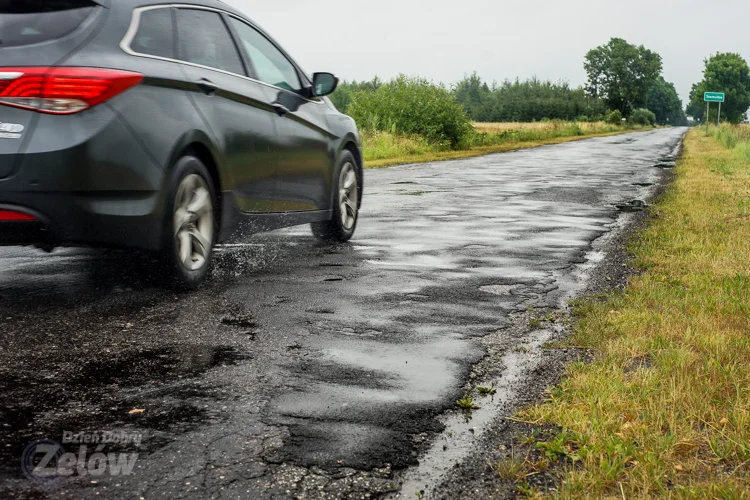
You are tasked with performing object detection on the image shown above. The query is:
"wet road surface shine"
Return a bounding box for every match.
[0,129,686,498]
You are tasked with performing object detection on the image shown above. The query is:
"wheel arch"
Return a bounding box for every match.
[338,136,364,208]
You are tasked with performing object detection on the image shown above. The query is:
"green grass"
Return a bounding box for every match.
[477,383,497,396]
[511,128,750,498]
[456,395,481,410]
[711,123,750,161]
[363,121,652,168]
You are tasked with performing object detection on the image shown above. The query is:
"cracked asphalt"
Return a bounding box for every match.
[0,128,686,499]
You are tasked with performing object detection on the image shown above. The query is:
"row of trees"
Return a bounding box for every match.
[330,39,749,128]
[332,70,686,127]
[585,39,749,124]
[452,75,603,123]
[331,76,608,123]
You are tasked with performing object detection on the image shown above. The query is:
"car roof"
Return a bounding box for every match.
[105,0,312,83]
[106,0,253,24]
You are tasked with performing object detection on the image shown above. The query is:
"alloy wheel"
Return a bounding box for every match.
[338,162,358,230]
[173,174,213,271]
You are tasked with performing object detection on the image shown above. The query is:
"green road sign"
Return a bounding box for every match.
[704,92,725,103]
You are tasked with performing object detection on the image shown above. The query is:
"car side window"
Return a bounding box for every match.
[228,18,302,94]
[131,7,174,59]
[175,9,245,76]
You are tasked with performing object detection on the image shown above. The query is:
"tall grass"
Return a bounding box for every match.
[515,130,750,497]
[362,121,642,168]
[711,123,750,160]
[469,121,637,147]
[361,130,436,161]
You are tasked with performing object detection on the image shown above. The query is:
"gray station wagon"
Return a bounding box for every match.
[0,0,363,288]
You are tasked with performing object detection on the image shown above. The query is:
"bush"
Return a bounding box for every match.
[630,108,657,126]
[453,74,607,122]
[347,76,473,147]
[329,78,382,114]
[605,109,623,125]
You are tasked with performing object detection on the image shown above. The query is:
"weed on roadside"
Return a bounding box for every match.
[456,395,480,410]
[477,383,497,396]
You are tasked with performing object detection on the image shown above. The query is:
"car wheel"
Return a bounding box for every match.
[162,156,217,289]
[312,151,360,242]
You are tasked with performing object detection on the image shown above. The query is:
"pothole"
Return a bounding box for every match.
[337,328,383,337]
[655,161,676,169]
[74,346,250,387]
[616,200,648,212]
[306,308,335,315]
[221,314,258,329]
[479,285,518,296]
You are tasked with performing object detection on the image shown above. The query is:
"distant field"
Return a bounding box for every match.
[474,121,624,134]
[364,121,647,168]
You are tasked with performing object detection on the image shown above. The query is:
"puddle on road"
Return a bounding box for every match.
[267,333,484,469]
[478,284,519,296]
[394,328,555,498]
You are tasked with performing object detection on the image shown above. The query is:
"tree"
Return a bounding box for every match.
[687,53,750,124]
[647,77,687,125]
[584,38,663,117]
[685,83,704,121]
[453,72,493,121]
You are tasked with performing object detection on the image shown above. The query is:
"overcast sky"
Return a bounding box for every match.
[225,0,747,106]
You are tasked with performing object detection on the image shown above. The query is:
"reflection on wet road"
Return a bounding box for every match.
[0,129,686,498]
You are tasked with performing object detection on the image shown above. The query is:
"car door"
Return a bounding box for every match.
[227,17,333,213]
[174,7,278,213]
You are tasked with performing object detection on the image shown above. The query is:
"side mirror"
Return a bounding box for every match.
[312,72,339,97]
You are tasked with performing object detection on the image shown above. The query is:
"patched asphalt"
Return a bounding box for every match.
[0,128,686,499]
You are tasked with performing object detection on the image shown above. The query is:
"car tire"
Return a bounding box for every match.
[311,151,361,242]
[161,155,217,289]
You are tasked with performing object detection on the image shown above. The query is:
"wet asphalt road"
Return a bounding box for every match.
[0,128,686,499]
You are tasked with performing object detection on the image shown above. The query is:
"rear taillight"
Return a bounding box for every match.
[0,210,36,221]
[0,68,144,115]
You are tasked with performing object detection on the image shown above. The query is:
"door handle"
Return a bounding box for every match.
[196,79,219,95]
[272,103,290,117]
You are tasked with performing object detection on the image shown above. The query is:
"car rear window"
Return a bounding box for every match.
[131,7,174,59]
[0,0,97,48]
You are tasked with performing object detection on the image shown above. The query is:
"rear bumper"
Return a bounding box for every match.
[0,220,51,246]
[0,194,163,250]
[0,100,169,251]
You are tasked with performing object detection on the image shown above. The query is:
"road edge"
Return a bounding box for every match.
[391,130,687,499]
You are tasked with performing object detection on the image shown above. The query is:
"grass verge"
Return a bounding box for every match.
[511,128,750,497]
[363,122,651,169]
